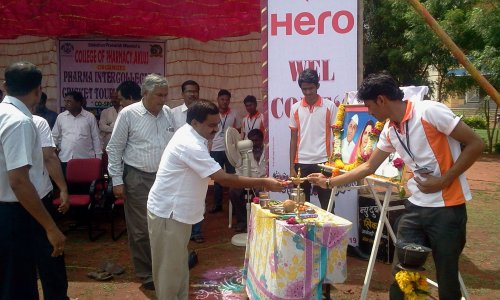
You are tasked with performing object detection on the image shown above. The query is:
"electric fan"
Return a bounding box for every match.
[225,127,253,247]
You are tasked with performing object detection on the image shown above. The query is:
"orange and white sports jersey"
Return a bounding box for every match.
[289,96,337,164]
[241,111,265,139]
[377,100,471,207]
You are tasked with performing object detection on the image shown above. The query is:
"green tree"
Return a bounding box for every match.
[364,0,478,101]
[364,0,499,151]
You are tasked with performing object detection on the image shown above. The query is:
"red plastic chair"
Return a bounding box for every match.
[53,158,106,241]
[106,178,126,241]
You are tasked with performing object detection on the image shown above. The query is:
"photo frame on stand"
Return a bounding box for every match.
[340,105,378,165]
[328,104,400,181]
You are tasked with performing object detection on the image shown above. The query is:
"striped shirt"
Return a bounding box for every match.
[377,100,471,207]
[106,101,176,186]
[52,109,102,162]
[289,96,337,164]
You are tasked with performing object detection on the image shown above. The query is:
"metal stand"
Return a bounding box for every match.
[359,177,470,300]
[325,173,470,300]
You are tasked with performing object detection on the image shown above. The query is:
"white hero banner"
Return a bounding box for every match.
[58,39,165,110]
[267,1,358,180]
[266,1,358,245]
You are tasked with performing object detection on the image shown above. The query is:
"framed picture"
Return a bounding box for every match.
[337,105,400,179]
[340,105,378,164]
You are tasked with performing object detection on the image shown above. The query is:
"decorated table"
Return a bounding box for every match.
[243,203,352,300]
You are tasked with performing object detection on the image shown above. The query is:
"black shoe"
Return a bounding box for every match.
[347,245,370,261]
[209,206,223,213]
[141,281,155,291]
[190,235,205,243]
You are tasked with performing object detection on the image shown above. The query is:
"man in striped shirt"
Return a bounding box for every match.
[107,74,176,291]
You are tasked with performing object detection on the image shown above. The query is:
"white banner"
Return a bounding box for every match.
[58,39,165,116]
[266,1,358,245]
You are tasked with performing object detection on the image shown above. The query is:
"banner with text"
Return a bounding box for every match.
[58,39,165,116]
[266,1,359,245]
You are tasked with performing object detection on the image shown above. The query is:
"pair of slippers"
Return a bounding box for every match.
[87,262,125,281]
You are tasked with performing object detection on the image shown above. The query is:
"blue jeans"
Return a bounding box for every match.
[390,200,467,300]
[210,151,235,208]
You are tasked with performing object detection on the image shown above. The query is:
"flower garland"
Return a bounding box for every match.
[329,104,385,171]
[395,270,430,300]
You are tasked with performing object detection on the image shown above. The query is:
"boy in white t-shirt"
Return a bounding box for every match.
[208,89,241,213]
[289,69,337,209]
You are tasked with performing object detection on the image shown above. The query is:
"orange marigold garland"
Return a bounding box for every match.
[328,104,385,171]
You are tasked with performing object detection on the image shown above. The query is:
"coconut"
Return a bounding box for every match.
[283,200,296,213]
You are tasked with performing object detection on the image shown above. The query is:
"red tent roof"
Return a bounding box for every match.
[0,0,261,41]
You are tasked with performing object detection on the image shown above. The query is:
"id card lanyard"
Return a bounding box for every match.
[393,122,421,169]
[246,113,258,133]
[219,113,228,135]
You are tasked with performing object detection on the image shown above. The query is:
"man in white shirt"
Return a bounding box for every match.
[172,80,200,130]
[209,89,241,213]
[172,80,206,243]
[52,91,102,174]
[107,74,175,291]
[0,61,65,299]
[99,91,121,149]
[229,128,267,233]
[33,115,70,300]
[147,100,283,300]
[341,114,359,163]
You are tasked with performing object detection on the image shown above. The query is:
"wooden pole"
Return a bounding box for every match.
[407,0,499,105]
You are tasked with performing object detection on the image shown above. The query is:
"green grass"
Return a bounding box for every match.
[473,129,500,153]
[473,129,488,141]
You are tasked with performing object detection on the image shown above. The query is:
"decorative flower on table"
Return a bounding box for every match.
[395,270,430,300]
[287,216,298,225]
[392,157,406,199]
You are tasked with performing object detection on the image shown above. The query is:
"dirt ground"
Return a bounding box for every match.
[48,154,500,300]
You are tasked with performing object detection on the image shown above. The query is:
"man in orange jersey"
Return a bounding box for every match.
[308,72,484,300]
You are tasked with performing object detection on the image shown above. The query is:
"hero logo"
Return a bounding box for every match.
[271,10,354,36]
